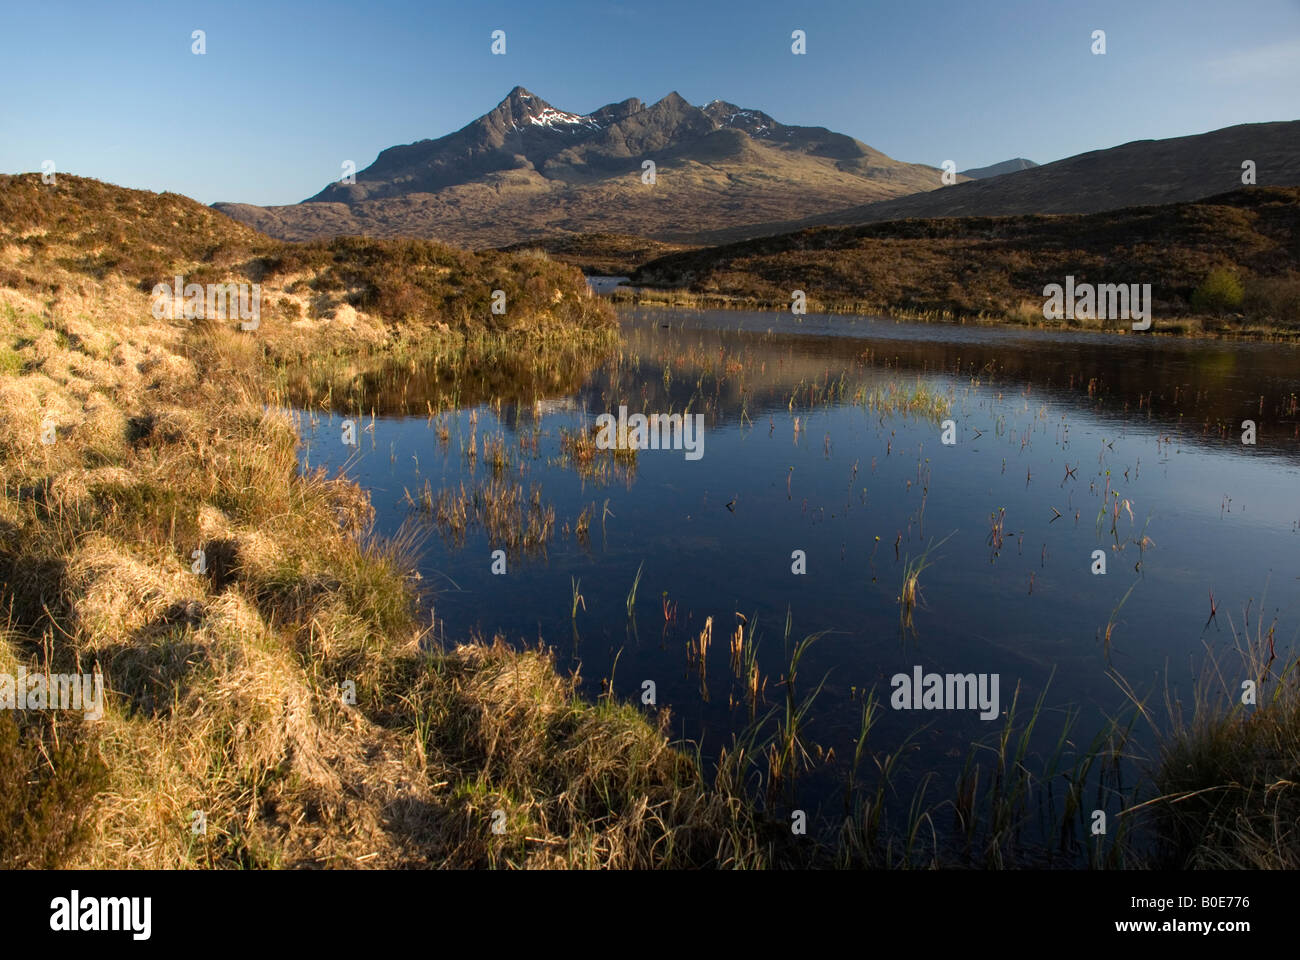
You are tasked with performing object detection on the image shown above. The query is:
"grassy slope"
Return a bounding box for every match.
[0,174,781,868]
[626,187,1300,337]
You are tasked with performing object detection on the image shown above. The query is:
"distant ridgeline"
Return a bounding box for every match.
[211,86,953,248]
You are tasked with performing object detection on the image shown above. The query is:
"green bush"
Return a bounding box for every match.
[1191,267,1245,314]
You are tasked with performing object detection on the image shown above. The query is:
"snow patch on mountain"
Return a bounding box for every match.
[719,110,771,134]
[507,98,604,132]
[528,107,601,128]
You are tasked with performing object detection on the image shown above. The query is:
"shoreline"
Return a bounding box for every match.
[602,282,1300,343]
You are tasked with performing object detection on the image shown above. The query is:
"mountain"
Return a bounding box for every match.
[213,87,954,248]
[959,158,1038,179]
[690,121,1300,243]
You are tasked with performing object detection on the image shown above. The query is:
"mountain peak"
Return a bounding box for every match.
[702,100,782,137]
[487,87,596,133]
[494,85,551,115]
[589,97,644,125]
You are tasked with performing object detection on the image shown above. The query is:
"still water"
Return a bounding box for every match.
[296,301,1300,845]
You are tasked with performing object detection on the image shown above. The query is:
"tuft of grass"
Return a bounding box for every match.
[626,561,644,619]
[898,531,955,633]
[1131,605,1300,869]
[570,577,585,620]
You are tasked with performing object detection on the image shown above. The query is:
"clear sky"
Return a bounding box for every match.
[2,0,1298,206]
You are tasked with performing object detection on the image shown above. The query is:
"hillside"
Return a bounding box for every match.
[0,173,613,352]
[213,87,953,248]
[626,186,1300,335]
[691,121,1300,244]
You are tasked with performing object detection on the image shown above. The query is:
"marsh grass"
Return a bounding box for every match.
[385,638,792,868]
[408,476,556,554]
[897,532,955,634]
[858,381,952,423]
[767,632,828,803]
[625,562,644,619]
[557,422,638,485]
[1117,603,1300,868]
[833,670,1139,869]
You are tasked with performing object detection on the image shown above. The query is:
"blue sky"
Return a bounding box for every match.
[2,0,1297,205]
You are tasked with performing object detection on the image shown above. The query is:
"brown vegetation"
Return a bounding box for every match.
[495,233,693,276]
[626,187,1300,337]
